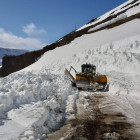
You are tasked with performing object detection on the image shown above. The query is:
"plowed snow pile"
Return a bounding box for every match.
[0,0,140,139]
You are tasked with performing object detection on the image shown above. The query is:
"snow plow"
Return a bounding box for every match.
[65,64,108,91]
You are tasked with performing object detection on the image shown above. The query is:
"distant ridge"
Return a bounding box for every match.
[0,47,28,65]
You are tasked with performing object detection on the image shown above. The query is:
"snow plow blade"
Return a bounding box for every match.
[76,74,107,90]
[65,68,76,84]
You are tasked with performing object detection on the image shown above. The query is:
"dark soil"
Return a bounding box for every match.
[46,93,138,140]
[66,95,135,140]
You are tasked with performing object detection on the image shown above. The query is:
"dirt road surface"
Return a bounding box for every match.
[47,91,140,140]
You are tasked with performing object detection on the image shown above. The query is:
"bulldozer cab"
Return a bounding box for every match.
[81,64,96,74]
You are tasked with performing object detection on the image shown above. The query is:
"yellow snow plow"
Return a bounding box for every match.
[65,64,108,90]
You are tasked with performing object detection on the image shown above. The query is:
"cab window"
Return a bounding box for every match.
[82,65,93,73]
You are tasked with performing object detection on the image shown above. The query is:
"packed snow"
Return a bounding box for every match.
[0,0,140,139]
[0,71,77,139]
[24,18,140,75]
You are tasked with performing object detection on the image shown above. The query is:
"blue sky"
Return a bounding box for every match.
[0,0,127,50]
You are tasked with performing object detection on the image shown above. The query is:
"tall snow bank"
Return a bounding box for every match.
[0,70,77,139]
[24,19,140,76]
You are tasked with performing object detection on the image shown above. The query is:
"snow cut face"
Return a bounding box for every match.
[23,19,140,76]
[0,71,73,115]
[0,70,77,139]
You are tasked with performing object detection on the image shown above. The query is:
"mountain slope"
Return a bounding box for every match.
[78,0,140,31]
[0,0,140,77]
[0,0,140,139]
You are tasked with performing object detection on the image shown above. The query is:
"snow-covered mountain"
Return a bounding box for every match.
[0,0,140,139]
[1,0,140,77]
[0,47,28,66]
[77,0,140,31]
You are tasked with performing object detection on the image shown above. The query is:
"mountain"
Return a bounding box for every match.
[0,0,140,139]
[0,0,140,77]
[0,47,28,66]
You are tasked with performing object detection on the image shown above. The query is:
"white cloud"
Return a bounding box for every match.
[0,28,45,50]
[22,23,47,36]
